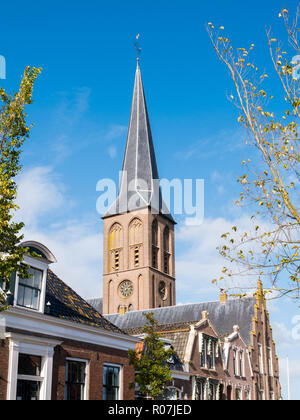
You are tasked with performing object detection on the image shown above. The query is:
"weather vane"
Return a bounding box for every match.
[135,34,142,60]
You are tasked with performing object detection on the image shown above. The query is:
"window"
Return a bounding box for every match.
[6,334,60,400]
[152,246,158,269]
[108,224,123,272]
[134,246,140,267]
[208,382,217,400]
[235,388,242,401]
[258,343,264,374]
[200,336,216,370]
[164,253,170,274]
[267,347,273,376]
[129,219,143,268]
[16,354,42,400]
[64,360,87,400]
[163,226,170,274]
[233,349,238,376]
[200,337,207,368]
[152,220,159,269]
[114,250,120,271]
[244,389,250,400]
[207,340,216,370]
[17,267,43,310]
[239,351,244,377]
[103,365,121,400]
[195,379,205,400]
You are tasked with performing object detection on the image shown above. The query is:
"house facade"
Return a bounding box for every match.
[99,293,281,400]
[223,325,253,400]
[0,241,137,400]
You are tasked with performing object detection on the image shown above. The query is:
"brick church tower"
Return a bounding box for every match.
[102,60,176,315]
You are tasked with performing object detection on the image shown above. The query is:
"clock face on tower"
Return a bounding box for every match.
[119,280,134,298]
[159,281,167,300]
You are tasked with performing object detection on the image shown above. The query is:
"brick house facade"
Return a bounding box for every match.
[0,241,137,400]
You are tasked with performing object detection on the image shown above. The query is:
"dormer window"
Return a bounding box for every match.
[11,241,57,314]
[16,266,43,310]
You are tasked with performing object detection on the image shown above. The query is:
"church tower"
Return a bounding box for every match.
[102,59,176,315]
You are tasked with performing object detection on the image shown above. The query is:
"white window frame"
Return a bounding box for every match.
[65,357,89,401]
[103,363,123,400]
[14,255,48,314]
[5,332,61,400]
[209,341,216,370]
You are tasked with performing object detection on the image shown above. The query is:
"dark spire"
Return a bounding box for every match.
[105,61,174,222]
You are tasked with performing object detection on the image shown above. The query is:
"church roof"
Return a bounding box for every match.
[104,61,174,222]
[102,298,256,346]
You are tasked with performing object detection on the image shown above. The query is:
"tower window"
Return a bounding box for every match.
[164,253,170,274]
[152,246,158,269]
[108,223,123,273]
[152,220,159,269]
[134,246,140,267]
[129,218,143,268]
[114,250,120,271]
[163,226,170,274]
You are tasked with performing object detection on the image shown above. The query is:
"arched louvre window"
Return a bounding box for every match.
[108,223,123,272]
[152,220,158,269]
[163,226,170,252]
[163,226,170,274]
[129,219,143,267]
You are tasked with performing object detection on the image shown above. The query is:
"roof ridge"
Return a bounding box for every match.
[106,296,256,317]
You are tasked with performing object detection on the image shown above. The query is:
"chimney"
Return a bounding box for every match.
[202,310,209,321]
[220,291,228,303]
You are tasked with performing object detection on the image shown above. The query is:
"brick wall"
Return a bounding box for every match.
[52,338,135,400]
[0,338,9,400]
[0,331,135,401]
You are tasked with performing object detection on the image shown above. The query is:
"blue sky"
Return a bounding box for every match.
[1,0,299,399]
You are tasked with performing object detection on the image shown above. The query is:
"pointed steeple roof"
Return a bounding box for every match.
[104,61,174,223]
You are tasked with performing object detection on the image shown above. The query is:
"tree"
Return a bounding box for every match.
[207,6,300,302]
[0,66,41,311]
[128,312,175,399]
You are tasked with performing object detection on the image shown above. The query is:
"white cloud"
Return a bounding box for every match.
[15,166,102,300]
[107,145,117,159]
[105,124,127,141]
[15,166,65,227]
[22,223,102,300]
[175,216,266,301]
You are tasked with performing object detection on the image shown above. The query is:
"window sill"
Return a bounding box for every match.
[14,305,43,315]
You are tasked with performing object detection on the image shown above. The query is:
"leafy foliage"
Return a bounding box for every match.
[128,312,175,399]
[208,6,300,301]
[0,66,41,310]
